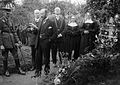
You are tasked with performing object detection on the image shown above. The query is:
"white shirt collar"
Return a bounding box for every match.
[68,22,78,27]
[55,15,60,20]
[85,19,93,23]
[35,17,40,22]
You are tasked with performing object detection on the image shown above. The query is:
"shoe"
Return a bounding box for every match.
[4,70,10,77]
[31,71,41,78]
[44,68,50,75]
[35,71,41,77]
[16,68,26,75]
[3,60,10,77]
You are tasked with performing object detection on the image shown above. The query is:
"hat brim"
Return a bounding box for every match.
[0,8,11,12]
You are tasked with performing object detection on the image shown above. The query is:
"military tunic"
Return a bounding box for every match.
[0,16,20,61]
[0,16,19,49]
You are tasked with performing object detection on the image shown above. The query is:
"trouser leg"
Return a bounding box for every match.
[10,48,26,75]
[35,43,43,72]
[3,60,8,72]
[58,51,62,64]
[41,40,51,75]
[31,45,36,68]
[10,48,20,68]
[44,48,50,70]
[68,51,72,60]
[43,40,50,72]
[51,43,57,64]
[73,38,80,60]
[73,49,79,60]
[2,49,9,72]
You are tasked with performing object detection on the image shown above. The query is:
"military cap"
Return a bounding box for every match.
[0,7,11,12]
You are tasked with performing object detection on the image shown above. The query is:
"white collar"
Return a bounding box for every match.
[68,22,78,27]
[35,17,40,22]
[55,15,60,20]
[85,19,93,23]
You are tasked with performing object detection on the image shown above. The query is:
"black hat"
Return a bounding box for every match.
[0,7,11,12]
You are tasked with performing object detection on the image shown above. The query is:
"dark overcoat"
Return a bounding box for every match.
[62,22,80,53]
[79,21,98,55]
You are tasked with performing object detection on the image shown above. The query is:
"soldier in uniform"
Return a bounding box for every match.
[34,8,56,77]
[0,8,25,77]
[27,9,40,71]
[50,7,65,67]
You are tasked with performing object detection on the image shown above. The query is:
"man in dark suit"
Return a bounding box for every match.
[0,7,25,77]
[27,9,40,71]
[34,9,57,77]
[49,7,65,67]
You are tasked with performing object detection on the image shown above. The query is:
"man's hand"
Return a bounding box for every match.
[49,39,51,42]
[15,43,20,47]
[18,41,22,45]
[58,34,62,38]
[29,23,38,29]
[84,30,89,34]
[15,41,22,47]
[0,45,5,50]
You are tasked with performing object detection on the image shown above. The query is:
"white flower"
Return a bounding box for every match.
[101,39,104,43]
[58,74,61,77]
[54,78,61,85]
[58,68,62,72]
[62,69,65,72]
[48,26,52,29]
[30,28,34,30]
[114,39,118,42]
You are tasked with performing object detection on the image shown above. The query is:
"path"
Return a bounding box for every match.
[0,62,58,85]
[0,46,59,85]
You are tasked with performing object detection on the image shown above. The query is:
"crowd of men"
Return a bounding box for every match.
[25,7,99,77]
[0,6,120,78]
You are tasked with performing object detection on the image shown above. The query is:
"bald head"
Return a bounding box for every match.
[34,9,40,19]
[40,8,48,18]
[54,7,61,15]
[34,9,40,14]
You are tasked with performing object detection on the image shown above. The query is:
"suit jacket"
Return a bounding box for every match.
[48,14,65,40]
[35,17,57,49]
[27,19,39,46]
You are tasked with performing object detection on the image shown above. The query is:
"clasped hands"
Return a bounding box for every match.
[57,34,62,38]
[29,23,38,29]
[15,41,22,48]
[84,30,89,33]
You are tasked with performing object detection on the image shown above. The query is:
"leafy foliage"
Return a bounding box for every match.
[86,0,120,20]
[54,22,120,85]
[54,47,120,85]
